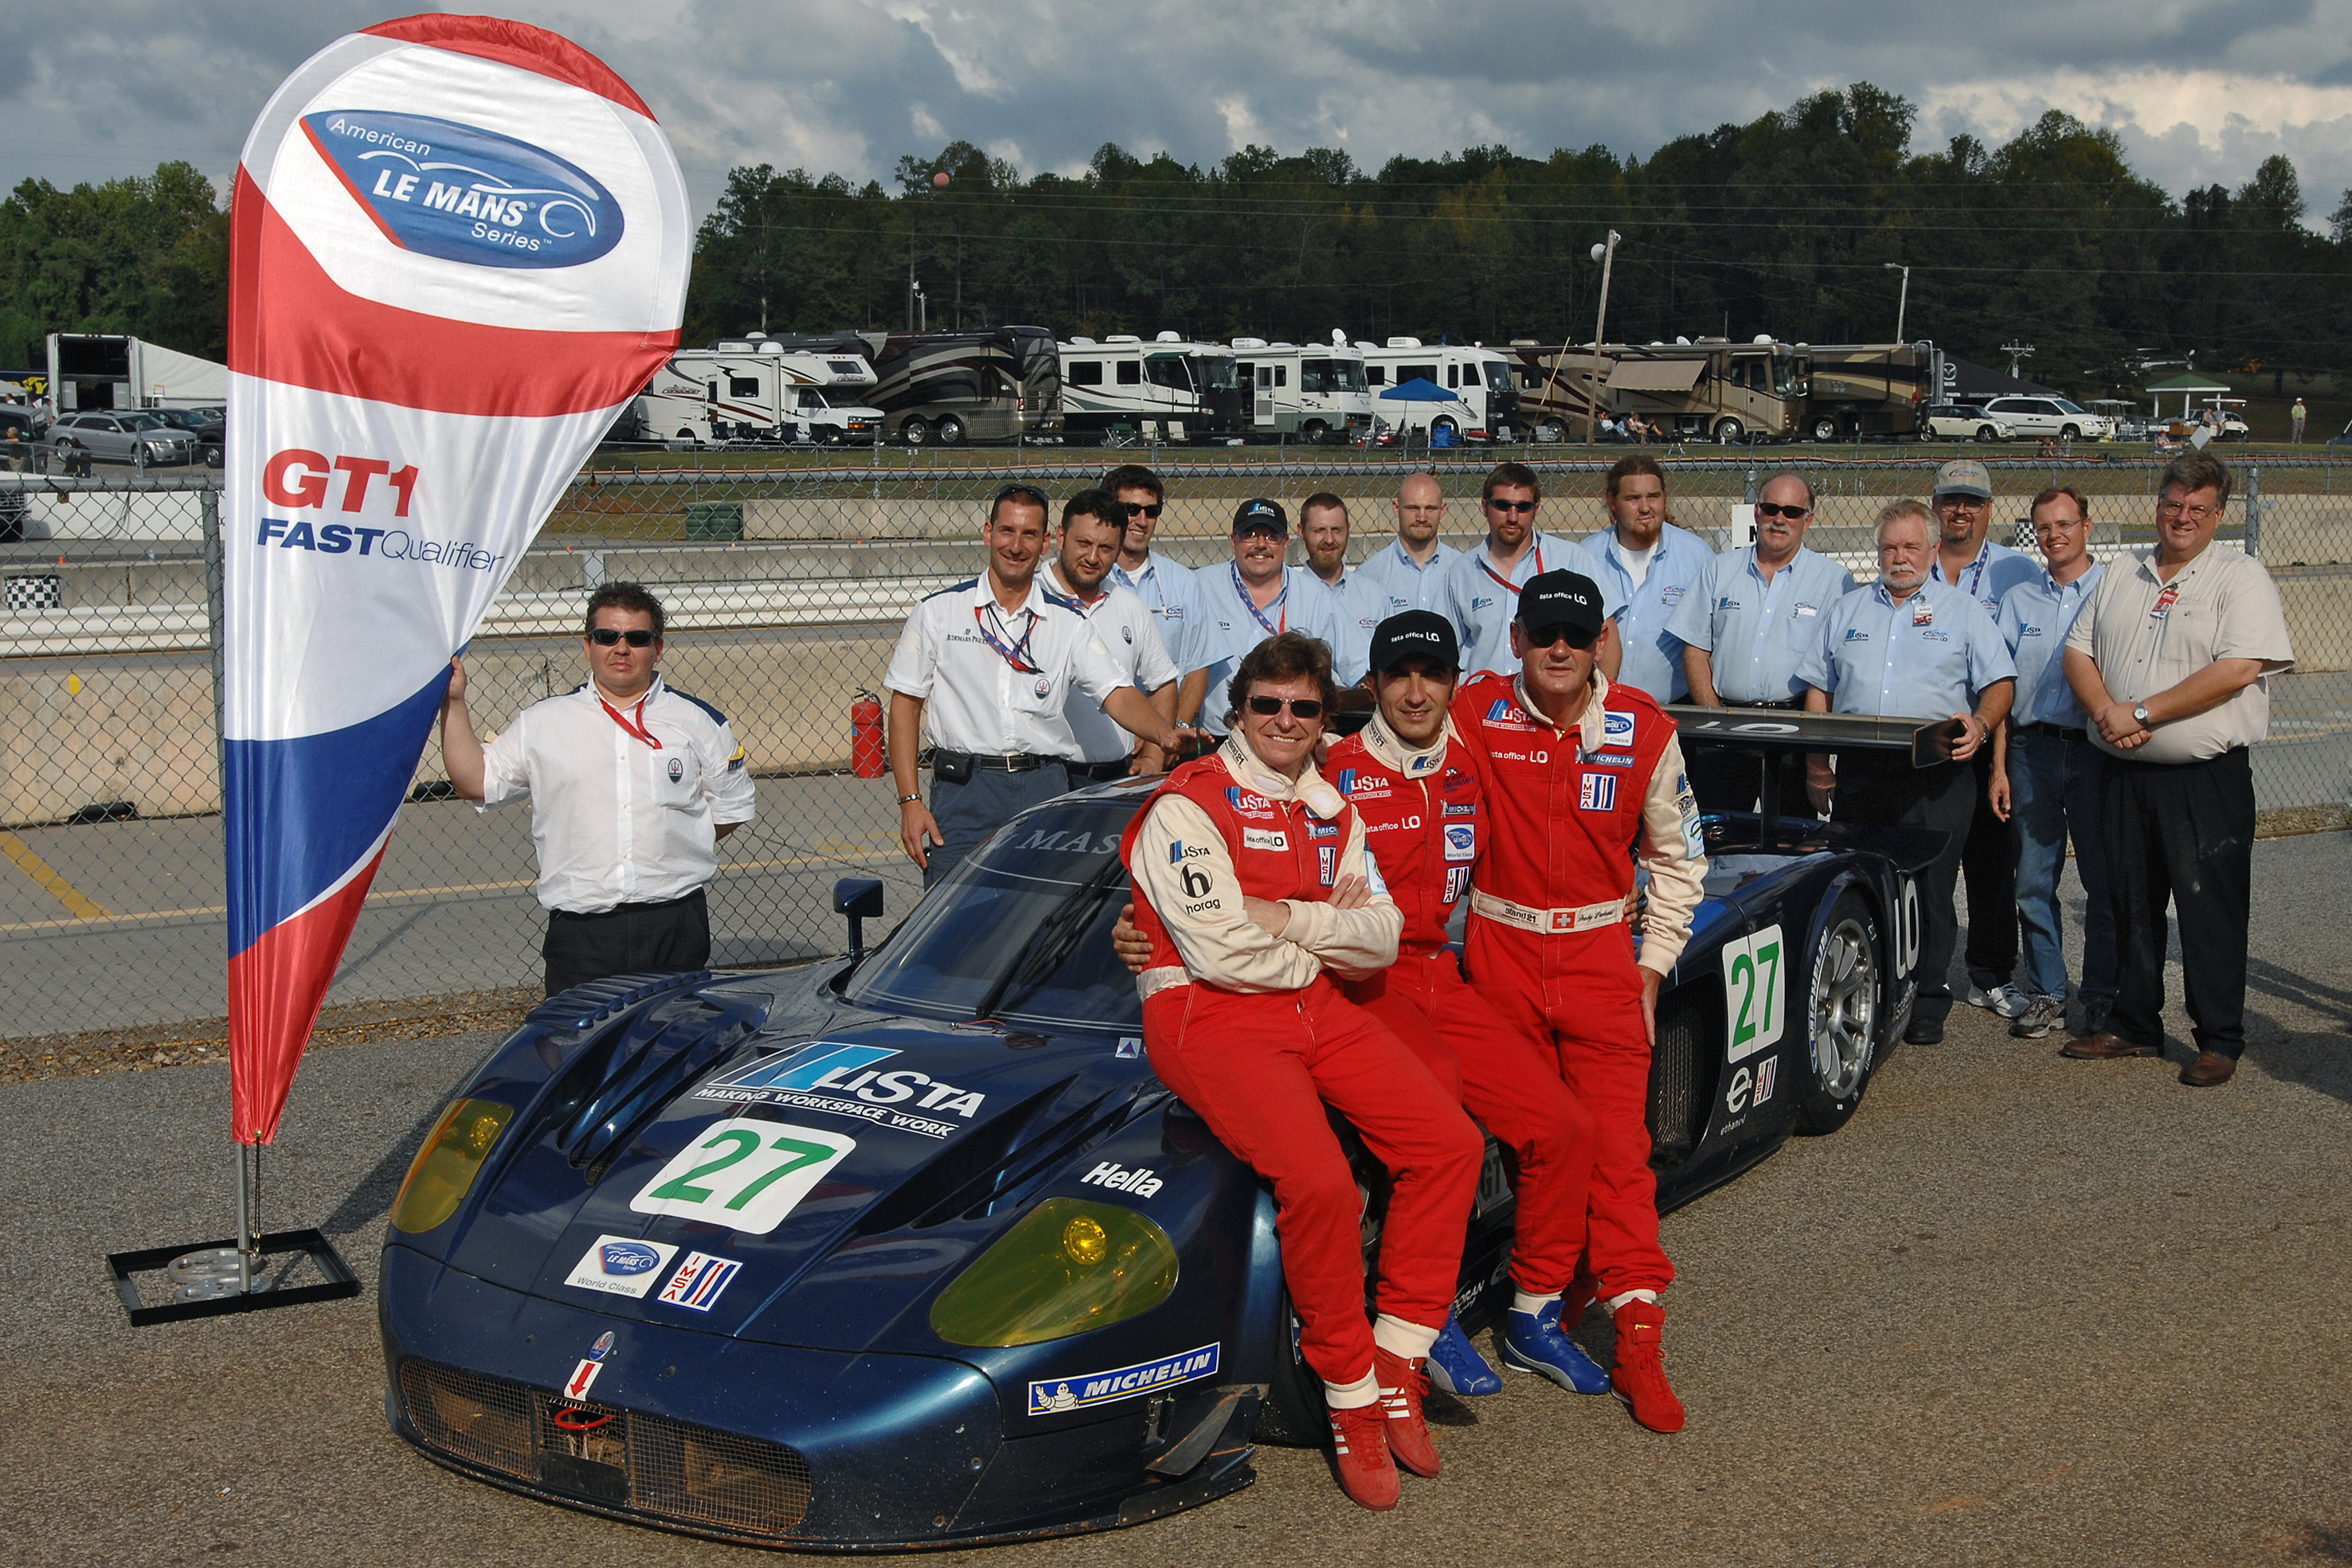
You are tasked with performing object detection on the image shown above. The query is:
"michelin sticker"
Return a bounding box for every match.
[565,1235,681,1297]
[1027,1343,1222,1415]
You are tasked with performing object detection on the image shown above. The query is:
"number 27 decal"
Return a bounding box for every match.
[1722,923,1785,1065]
[631,1122,856,1235]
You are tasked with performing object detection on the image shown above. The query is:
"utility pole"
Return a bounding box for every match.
[1883,263,1910,343]
[1587,230,1621,442]
[2002,340,2035,380]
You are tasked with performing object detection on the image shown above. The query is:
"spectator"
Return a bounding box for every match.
[1992,486,2114,1042]
[436,582,754,996]
[1669,469,1857,812]
[2291,397,2308,444]
[1102,463,1211,729]
[1625,411,1654,444]
[1575,454,1715,702]
[1799,499,2017,1045]
[1437,461,1622,682]
[2060,452,2296,1087]
[1189,498,1347,733]
[1357,471,1458,616]
[1928,459,2041,1020]
[1296,492,1387,682]
[1043,488,1182,781]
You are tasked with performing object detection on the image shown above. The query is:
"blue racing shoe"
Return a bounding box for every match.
[1425,1313,1502,1396]
[1501,1298,1610,1394]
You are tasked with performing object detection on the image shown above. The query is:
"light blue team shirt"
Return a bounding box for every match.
[1665,545,1858,703]
[1574,521,1716,702]
[1299,567,1389,686]
[1188,561,1346,732]
[1998,562,2106,728]
[1796,578,2017,721]
[1435,531,1624,681]
[1356,538,1461,616]
[1932,536,2039,620]
[1109,549,1207,675]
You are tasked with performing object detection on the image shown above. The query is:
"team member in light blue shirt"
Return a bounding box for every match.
[1573,453,1715,702]
[1436,460,1623,682]
[1357,471,1460,616]
[1668,469,1857,811]
[1103,463,1211,728]
[1190,497,1346,734]
[1295,492,1390,685]
[1799,498,2016,1045]
[1991,484,2114,1042]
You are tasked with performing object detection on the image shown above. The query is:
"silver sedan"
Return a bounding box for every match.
[46,411,197,465]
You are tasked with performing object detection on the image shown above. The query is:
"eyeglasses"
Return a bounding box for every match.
[1522,624,1597,650]
[1934,494,1990,508]
[2155,500,2221,522]
[1121,502,1164,519]
[1755,502,1811,519]
[589,628,656,647]
[1246,695,1325,719]
[1485,498,1539,514]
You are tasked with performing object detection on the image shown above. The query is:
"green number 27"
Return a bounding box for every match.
[648,1128,836,1210]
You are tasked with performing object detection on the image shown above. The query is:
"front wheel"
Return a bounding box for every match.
[1715,416,1745,445]
[2058,424,2080,442]
[1797,889,1882,1134]
[934,415,965,446]
[1301,419,1329,443]
[1974,424,1998,443]
[1810,416,1839,443]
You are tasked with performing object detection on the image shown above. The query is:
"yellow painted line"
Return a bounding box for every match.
[0,831,114,920]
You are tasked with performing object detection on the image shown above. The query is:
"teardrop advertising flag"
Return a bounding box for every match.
[224,15,687,1144]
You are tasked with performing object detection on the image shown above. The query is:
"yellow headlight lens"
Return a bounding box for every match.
[389,1097,515,1234]
[930,1197,1179,1347]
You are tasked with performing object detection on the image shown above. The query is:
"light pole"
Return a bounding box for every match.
[1587,229,1621,442]
[1884,262,1910,344]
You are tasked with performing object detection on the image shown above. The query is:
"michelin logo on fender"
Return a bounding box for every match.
[1027,1343,1221,1415]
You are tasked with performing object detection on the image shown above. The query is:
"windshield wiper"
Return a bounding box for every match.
[970,851,1129,1023]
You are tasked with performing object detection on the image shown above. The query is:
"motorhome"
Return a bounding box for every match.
[1355,338,1519,441]
[765,327,1063,445]
[1506,337,1934,444]
[1228,332,1372,441]
[635,342,884,445]
[1059,333,1246,441]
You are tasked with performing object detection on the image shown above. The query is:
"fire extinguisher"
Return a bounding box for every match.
[851,690,886,779]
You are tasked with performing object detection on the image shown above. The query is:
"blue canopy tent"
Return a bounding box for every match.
[1376,377,1477,445]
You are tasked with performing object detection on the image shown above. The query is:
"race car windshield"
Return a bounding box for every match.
[844,800,1144,1032]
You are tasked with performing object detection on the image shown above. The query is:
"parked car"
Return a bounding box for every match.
[149,407,225,467]
[45,410,197,466]
[1976,396,2112,442]
[1918,402,2014,442]
[378,714,1933,1550]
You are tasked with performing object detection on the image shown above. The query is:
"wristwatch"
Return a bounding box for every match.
[2132,702,2150,728]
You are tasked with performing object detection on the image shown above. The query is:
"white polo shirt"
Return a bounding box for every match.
[885,572,1131,760]
[478,675,757,915]
[1044,564,1180,764]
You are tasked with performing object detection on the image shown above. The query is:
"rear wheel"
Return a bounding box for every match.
[900,416,931,447]
[1797,889,1882,1134]
[1810,416,1840,443]
[1534,419,1565,444]
[934,415,965,446]
[1715,416,1746,444]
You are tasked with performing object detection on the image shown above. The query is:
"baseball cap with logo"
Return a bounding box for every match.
[1231,497,1289,537]
[1368,610,1460,674]
[1516,569,1606,646]
[1933,458,1993,499]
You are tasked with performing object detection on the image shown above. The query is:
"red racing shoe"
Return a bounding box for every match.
[1328,1400,1401,1509]
[1373,1346,1442,1477]
[1610,1300,1686,1433]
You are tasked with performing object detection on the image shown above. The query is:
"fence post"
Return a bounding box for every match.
[1743,466,1759,503]
[2243,463,2261,559]
[202,485,228,805]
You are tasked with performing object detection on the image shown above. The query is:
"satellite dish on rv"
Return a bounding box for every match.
[1156,331,1181,342]
[1387,337,1421,348]
[1331,328,1347,346]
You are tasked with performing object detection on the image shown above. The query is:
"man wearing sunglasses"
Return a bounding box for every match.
[1574,454,1716,703]
[1437,461,1624,683]
[1119,632,1481,1510]
[1449,571,1708,1434]
[886,484,1198,886]
[1189,497,1348,735]
[1103,463,1212,731]
[1667,470,1857,811]
[439,582,755,996]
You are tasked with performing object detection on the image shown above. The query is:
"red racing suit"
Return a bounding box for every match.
[1449,672,1707,1299]
[1325,714,1595,1300]
[1120,732,1482,1390]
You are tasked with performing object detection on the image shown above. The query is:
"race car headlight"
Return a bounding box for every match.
[929,1197,1179,1347]
[390,1098,514,1234]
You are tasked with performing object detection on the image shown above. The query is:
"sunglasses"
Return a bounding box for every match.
[1485,498,1539,514]
[1246,695,1326,719]
[1523,624,1597,651]
[589,628,657,647]
[1121,502,1164,519]
[1755,502,1811,519]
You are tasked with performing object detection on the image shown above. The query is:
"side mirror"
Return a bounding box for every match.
[833,877,886,959]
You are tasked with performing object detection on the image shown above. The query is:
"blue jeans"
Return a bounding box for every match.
[2009,728,2116,1007]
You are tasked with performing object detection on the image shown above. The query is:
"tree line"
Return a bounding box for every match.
[7,83,2350,397]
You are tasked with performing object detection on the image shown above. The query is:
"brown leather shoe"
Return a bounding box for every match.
[2060,1032,2161,1060]
[2180,1050,2238,1087]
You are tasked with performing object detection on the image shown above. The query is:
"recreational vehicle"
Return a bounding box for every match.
[765,327,1063,445]
[635,342,883,446]
[1228,333,1373,442]
[1059,333,1246,441]
[1507,338,1934,444]
[1356,338,1519,441]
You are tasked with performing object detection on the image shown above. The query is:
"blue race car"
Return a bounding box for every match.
[378,713,1932,1550]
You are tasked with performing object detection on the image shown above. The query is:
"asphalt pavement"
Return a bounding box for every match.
[2,831,2347,1566]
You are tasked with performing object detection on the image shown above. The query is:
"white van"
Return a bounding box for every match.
[1059,333,1246,441]
[1356,338,1519,441]
[636,342,885,446]
[1227,331,1372,442]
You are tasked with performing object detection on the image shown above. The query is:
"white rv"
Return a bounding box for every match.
[1356,338,1519,442]
[1227,331,1373,442]
[1058,333,1247,441]
[635,341,885,446]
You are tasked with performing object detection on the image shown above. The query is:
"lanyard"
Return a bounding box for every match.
[1937,542,1990,604]
[972,603,1043,673]
[1477,539,1542,596]
[1231,562,1286,637]
[600,690,663,749]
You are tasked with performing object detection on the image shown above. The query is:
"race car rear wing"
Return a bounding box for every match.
[1665,706,1966,832]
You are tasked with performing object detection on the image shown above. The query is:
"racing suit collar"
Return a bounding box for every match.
[1219,729,1347,819]
[1512,670,1614,755]
[1360,710,1450,779]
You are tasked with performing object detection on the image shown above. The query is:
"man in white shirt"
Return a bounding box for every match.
[886,484,1194,887]
[1189,497,1347,733]
[1043,487,1181,782]
[1357,471,1458,616]
[438,582,756,996]
[1436,461,1622,682]
[1296,491,1387,684]
[1102,463,1211,728]
[1573,454,1715,702]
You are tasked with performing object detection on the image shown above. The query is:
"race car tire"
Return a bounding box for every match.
[1796,888,1881,1135]
[1252,1288,1325,1447]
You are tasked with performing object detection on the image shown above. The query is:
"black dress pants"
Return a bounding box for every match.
[1960,747,2019,991]
[1832,754,1974,1023]
[543,887,711,997]
[2100,747,2256,1058]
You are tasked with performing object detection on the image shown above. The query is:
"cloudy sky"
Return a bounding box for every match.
[10,0,2352,226]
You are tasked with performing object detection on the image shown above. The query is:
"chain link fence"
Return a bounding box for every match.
[4,448,2346,1044]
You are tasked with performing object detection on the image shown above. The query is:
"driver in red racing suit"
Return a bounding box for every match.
[1450,570,1708,1433]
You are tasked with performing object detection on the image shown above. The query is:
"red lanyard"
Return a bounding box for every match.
[601,690,663,749]
[972,604,1043,672]
[1477,539,1542,595]
[1231,562,1286,637]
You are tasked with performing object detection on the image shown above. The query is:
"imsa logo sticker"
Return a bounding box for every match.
[1579,772,1618,812]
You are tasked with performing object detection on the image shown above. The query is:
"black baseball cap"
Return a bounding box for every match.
[1516,569,1606,646]
[1368,611,1459,675]
[1231,497,1289,538]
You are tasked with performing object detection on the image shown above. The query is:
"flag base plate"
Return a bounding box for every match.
[105,1228,362,1328]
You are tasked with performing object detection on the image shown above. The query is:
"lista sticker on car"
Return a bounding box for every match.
[565,1235,681,1297]
[696,1042,985,1137]
[1027,1343,1222,1415]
